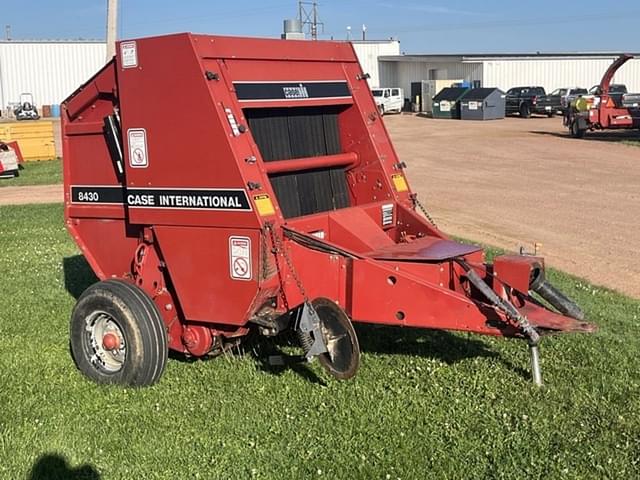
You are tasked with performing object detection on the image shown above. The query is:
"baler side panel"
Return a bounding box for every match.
[153,226,261,325]
[115,34,262,230]
[280,241,347,310]
[348,258,511,336]
[340,60,413,209]
[63,60,138,279]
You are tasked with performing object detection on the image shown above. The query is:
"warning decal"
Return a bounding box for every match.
[391,173,408,192]
[253,194,276,217]
[121,41,138,68]
[128,128,148,168]
[229,236,252,281]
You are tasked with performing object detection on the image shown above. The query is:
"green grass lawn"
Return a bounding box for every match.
[623,140,640,148]
[1,204,639,479]
[0,158,62,187]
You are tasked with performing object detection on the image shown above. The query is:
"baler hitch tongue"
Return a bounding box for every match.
[457,259,544,386]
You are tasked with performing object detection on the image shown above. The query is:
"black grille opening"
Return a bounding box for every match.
[245,106,350,218]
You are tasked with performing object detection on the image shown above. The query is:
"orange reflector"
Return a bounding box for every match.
[391,173,408,192]
[253,194,275,216]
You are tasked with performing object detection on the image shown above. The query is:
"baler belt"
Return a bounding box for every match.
[246,106,349,218]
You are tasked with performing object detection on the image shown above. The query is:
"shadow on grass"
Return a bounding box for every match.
[357,324,530,380]
[249,325,529,383]
[28,453,100,480]
[248,332,328,385]
[530,129,640,143]
[63,255,98,299]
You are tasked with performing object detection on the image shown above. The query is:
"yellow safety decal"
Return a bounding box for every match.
[391,173,408,192]
[253,194,276,216]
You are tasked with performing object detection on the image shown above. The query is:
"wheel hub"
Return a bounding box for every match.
[85,311,126,373]
[102,332,121,350]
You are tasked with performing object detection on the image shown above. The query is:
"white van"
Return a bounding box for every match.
[371,87,403,115]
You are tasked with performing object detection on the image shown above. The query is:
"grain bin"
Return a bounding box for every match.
[432,87,469,119]
[460,88,506,120]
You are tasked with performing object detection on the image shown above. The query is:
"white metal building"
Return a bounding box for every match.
[0,41,106,109]
[378,53,640,98]
[0,38,399,110]
[350,40,401,88]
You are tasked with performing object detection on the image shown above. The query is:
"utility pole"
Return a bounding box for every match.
[298,1,323,40]
[106,0,118,60]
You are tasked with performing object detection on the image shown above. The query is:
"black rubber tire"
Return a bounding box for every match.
[519,103,531,118]
[547,112,555,118]
[570,120,586,138]
[70,279,168,387]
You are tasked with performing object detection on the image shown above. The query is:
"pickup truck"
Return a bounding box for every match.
[622,92,640,108]
[505,86,550,118]
[538,87,588,115]
[588,84,627,106]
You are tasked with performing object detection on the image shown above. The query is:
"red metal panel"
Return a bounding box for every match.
[154,226,261,325]
[193,35,357,63]
[348,257,507,335]
[68,219,140,279]
[493,255,543,293]
[327,208,395,252]
[115,35,266,230]
[365,237,481,262]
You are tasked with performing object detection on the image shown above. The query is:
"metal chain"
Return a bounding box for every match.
[410,193,438,228]
[265,223,308,305]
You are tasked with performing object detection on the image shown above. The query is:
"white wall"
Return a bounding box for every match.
[383,61,483,98]
[483,57,640,92]
[351,40,401,88]
[0,42,106,108]
[378,56,640,98]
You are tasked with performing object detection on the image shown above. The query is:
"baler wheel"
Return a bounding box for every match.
[310,298,360,380]
[70,279,168,387]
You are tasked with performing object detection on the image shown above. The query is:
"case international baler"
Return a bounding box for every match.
[62,33,594,387]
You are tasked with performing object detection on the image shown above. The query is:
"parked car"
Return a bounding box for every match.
[622,92,640,108]
[539,87,588,114]
[371,87,403,115]
[505,86,549,118]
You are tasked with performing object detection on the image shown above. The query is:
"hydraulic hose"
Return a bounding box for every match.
[456,259,540,345]
[533,281,585,321]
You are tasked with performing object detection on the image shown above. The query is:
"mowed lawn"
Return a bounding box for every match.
[1,204,639,479]
[0,159,62,187]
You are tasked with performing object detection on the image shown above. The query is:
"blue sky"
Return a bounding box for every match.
[3,0,640,53]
